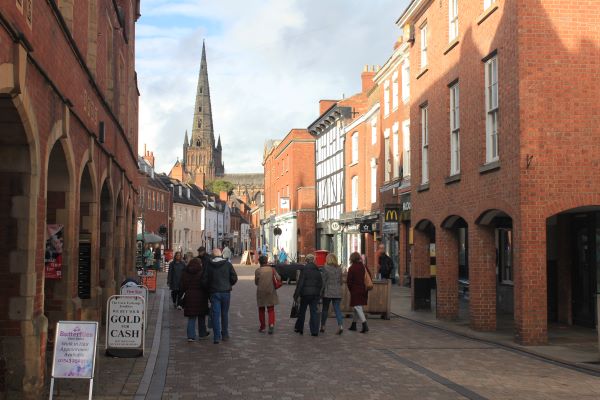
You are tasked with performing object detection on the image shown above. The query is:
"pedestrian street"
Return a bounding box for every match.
[148,266,600,400]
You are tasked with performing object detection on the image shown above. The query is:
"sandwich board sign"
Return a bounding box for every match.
[106,295,145,358]
[120,284,148,310]
[49,321,98,400]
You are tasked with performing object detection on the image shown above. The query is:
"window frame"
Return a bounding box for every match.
[371,117,377,145]
[449,0,459,42]
[392,71,399,110]
[370,158,377,204]
[420,23,428,69]
[351,132,359,164]
[402,120,411,179]
[384,80,390,116]
[484,0,497,11]
[485,55,499,163]
[421,105,429,184]
[401,60,410,103]
[351,175,359,212]
[392,123,400,179]
[450,82,460,175]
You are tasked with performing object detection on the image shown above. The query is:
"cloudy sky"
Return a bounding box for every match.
[137,0,410,174]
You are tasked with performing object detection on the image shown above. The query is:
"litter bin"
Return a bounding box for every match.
[314,250,329,267]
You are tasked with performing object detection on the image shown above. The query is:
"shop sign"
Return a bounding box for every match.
[346,223,360,233]
[45,224,64,279]
[359,223,373,233]
[280,197,290,209]
[382,222,398,234]
[120,285,149,310]
[384,207,400,222]
[106,295,145,357]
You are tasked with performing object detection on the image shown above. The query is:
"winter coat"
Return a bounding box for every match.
[322,264,343,299]
[203,257,238,294]
[222,246,232,260]
[180,258,209,317]
[294,263,323,299]
[255,266,280,307]
[167,259,186,291]
[347,261,369,306]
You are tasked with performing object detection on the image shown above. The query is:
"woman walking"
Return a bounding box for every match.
[347,252,370,333]
[167,251,186,309]
[180,257,210,342]
[255,255,280,334]
[320,254,344,335]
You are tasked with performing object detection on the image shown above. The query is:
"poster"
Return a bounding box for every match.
[106,295,145,351]
[51,321,98,379]
[45,224,64,279]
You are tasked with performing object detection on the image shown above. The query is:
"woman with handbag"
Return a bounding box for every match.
[255,255,281,334]
[320,253,344,335]
[347,252,370,333]
[180,257,210,342]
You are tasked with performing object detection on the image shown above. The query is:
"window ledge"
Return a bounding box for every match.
[477,5,499,25]
[444,39,460,55]
[444,173,461,185]
[417,183,430,192]
[479,160,500,174]
[416,68,429,80]
[349,161,359,167]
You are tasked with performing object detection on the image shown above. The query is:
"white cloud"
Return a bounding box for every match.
[136,0,409,174]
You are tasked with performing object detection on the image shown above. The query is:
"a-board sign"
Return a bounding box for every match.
[106,295,145,358]
[52,321,98,379]
[120,285,148,307]
[139,270,157,292]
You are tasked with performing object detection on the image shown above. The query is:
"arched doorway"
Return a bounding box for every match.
[474,209,514,331]
[99,180,115,319]
[78,164,96,319]
[547,206,600,329]
[412,219,435,310]
[0,97,40,396]
[44,140,73,343]
[438,215,468,320]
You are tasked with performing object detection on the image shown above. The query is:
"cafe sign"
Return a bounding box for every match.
[106,295,145,357]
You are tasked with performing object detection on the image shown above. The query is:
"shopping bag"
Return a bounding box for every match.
[290,301,299,318]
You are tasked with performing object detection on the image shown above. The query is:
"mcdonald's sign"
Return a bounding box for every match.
[384,207,400,222]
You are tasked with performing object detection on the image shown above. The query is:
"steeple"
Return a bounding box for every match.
[191,40,215,149]
[182,130,189,166]
[217,135,222,150]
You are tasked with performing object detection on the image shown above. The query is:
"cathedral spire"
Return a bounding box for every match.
[184,130,189,146]
[190,40,215,148]
[217,135,222,150]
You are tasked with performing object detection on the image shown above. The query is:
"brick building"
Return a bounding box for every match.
[399,0,600,345]
[139,150,172,248]
[0,2,140,397]
[263,129,316,262]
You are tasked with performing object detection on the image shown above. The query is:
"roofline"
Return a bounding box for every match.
[396,0,431,27]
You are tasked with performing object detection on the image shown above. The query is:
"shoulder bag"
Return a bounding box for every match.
[364,266,374,291]
[272,267,283,289]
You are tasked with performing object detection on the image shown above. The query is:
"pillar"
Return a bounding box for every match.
[399,222,409,286]
[436,228,459,320]
[469,224,496,331]
[556,214,572,324]
[411,228,431,310]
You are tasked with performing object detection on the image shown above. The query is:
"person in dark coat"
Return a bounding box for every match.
[347,252,369,333]
[293,254,323,336]
[197,246,212,268]
[167,251,186,309]
[180,258,210,342]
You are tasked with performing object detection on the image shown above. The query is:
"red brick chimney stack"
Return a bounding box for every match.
[361,65,378,93]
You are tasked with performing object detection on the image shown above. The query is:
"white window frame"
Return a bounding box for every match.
[401,60,410,103]
[484,0,496,10]
[392,71,399,110]
[351,132,359,164]
[351,176,359,212]
[384,129,391,181]
[371,117,377,145]
[402,120,411,179]
[392,123,400,179]
[449,0,459,42]
[384,80,390,116]
[450,83,460,175]
[420,23,428,69]
[485,55,499,163]
[370,158,377,204]
[421,106,429,184]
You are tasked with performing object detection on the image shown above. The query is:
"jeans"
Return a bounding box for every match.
[352,305,366,323]
[321,297,343,327]
[258,305,275,329]
[294,295,320,335]
[210,292,231,342]
[187,315,208,340]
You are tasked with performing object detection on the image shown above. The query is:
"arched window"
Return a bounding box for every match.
[198,119,202,128]
[196,139,201,146]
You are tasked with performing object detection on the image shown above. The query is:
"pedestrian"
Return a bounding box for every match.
[180,257,210,342]
[255,255,280,334]
[293,254,323,336]
[203,248,238,344]
[347,252,370,333]
[222,244,232,260]
[144,244,154,270]
[278,247,288,264]
[320,254,344,335]
[167,251,186,309]
[154,244,162,270]
[197,246,212,267]
[378,246,394,281]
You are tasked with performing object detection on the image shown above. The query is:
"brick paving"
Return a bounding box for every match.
[160,266,600,400]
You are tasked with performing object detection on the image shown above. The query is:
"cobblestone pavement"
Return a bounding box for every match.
[159,266,600,400]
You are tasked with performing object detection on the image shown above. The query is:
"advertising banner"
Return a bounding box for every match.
[106,295,145,357]
[51,321,98,379]
[45,224,64,279]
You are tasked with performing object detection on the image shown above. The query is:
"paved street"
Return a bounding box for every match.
[151,266,600,400]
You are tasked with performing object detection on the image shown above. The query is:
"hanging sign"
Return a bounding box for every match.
[45,224,64,279]
[49,321,98,399]
[106,295,145,358]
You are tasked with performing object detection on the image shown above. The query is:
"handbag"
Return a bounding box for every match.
[272,267,282,289]
[364,266,374,291]
[290,300,299,318]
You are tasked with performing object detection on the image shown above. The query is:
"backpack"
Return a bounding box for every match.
[379,254,393,278]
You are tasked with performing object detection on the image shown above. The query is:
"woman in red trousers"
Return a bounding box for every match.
[255,255,280,334]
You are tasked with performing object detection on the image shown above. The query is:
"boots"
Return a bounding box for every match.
[336,325,343,335]
[349,322,357,331]
[360,322,369,333]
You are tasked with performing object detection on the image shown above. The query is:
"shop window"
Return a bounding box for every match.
[497,228,513,283]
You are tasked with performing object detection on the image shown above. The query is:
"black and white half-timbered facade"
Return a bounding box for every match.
[308,105,353,256]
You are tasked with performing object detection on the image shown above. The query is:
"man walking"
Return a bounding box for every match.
[167,251,186,309]
[293,254,323,336]
[203,248,238,344]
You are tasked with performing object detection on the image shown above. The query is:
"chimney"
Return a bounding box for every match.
[142,145,155,168]
[319,100,338,116]
[361,64,376,93]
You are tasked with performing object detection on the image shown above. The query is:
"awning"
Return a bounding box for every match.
[136,232,163,243]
